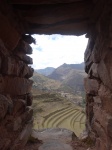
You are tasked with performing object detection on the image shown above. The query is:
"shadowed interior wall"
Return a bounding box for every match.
[0,2,34,149]
[84,1,112,149]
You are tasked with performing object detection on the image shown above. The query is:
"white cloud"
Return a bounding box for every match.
[30,34,88,69]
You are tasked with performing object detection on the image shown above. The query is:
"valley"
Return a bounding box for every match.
[31,63,87,137]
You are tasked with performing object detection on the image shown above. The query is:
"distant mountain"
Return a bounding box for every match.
[48,62,85,81]
[48,62,86,94]
[35,67,55,76]
[31,72,61,92]
[62,62,84,70]
[32,63,86,95]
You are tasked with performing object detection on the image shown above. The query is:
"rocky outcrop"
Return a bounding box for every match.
[84,1,112,149]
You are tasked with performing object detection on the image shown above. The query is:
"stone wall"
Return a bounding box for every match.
[0,0,112,150]
[84,1,112,149]
[0,8,34,149]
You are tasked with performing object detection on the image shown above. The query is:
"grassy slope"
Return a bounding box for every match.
[31,72,61,91]
[32,68,87,95]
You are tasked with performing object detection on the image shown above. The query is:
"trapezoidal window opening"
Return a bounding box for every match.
[30,34,88,137]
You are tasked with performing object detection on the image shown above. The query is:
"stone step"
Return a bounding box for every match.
[32,128,77,143]
[38,139,73,150]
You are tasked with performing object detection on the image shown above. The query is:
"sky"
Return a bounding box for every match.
[30,34,88,69]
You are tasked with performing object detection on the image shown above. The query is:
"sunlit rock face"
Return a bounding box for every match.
[84,1,112,149]
[0,0,112,149]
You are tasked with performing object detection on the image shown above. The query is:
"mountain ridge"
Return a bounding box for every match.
[35,67,55,76]
[32,62,86,95]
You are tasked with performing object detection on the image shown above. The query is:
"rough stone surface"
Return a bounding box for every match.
[0,75,5,93]
[88,63,99,78]
[4,77,33,95]
[32,128,77,143]
[0,12,20,51]
[31,128,74,150]
[15,40,33,54]
[84,78,100,95]
[13,99,26,116]
[1,57,34,77]
[11,121,33,150]
[93,96,101,105]
[0,6,34,148]
[14,51,33,64]
[0,39,9,56]
[0,94,9,120]
[84,2,112,149]
[27,93,33,106]
[98,84,112,114]
[84,39,94,73]
[38,140,73,150]
[22,35,36,44]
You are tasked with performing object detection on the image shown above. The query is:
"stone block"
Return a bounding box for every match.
[2,57,23,76]
[85,58,93,74]
[95,138,107,150]
[92,37,108,63]
[27,93,33,106]
[4,77,33,96]
[98,60,112,90]
[0,12,20,51]
[93,106,105,129]
[13,99,26,116]
[107,119,112,138]
[32,128,77,143]
[0,39,9,56]
[11,121,33,150]
[22,35,36,44]
[2,56,34,77]
[21,106,33,124]
[0,75,4,93]
[14,51,33,64]
[0,56,1,70]
[15,39,32,54]
[84,78,100,95]
[38,140,73,150]
[93,104,112,139]
[0,138,11,150]
[84,39,94,73]
[22,55,33,64]
[0,94,9,120]
[98,49,112,90]
[93,96,101,104]
[98,84,112,114]
[14,117,22,131]
[92,121,107,142]
[88,63,99,78]
[22,65,34,78]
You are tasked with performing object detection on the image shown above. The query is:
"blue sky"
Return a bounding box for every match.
[31,34,88,69]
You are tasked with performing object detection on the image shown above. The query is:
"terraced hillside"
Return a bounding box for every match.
[33,93,86,136]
